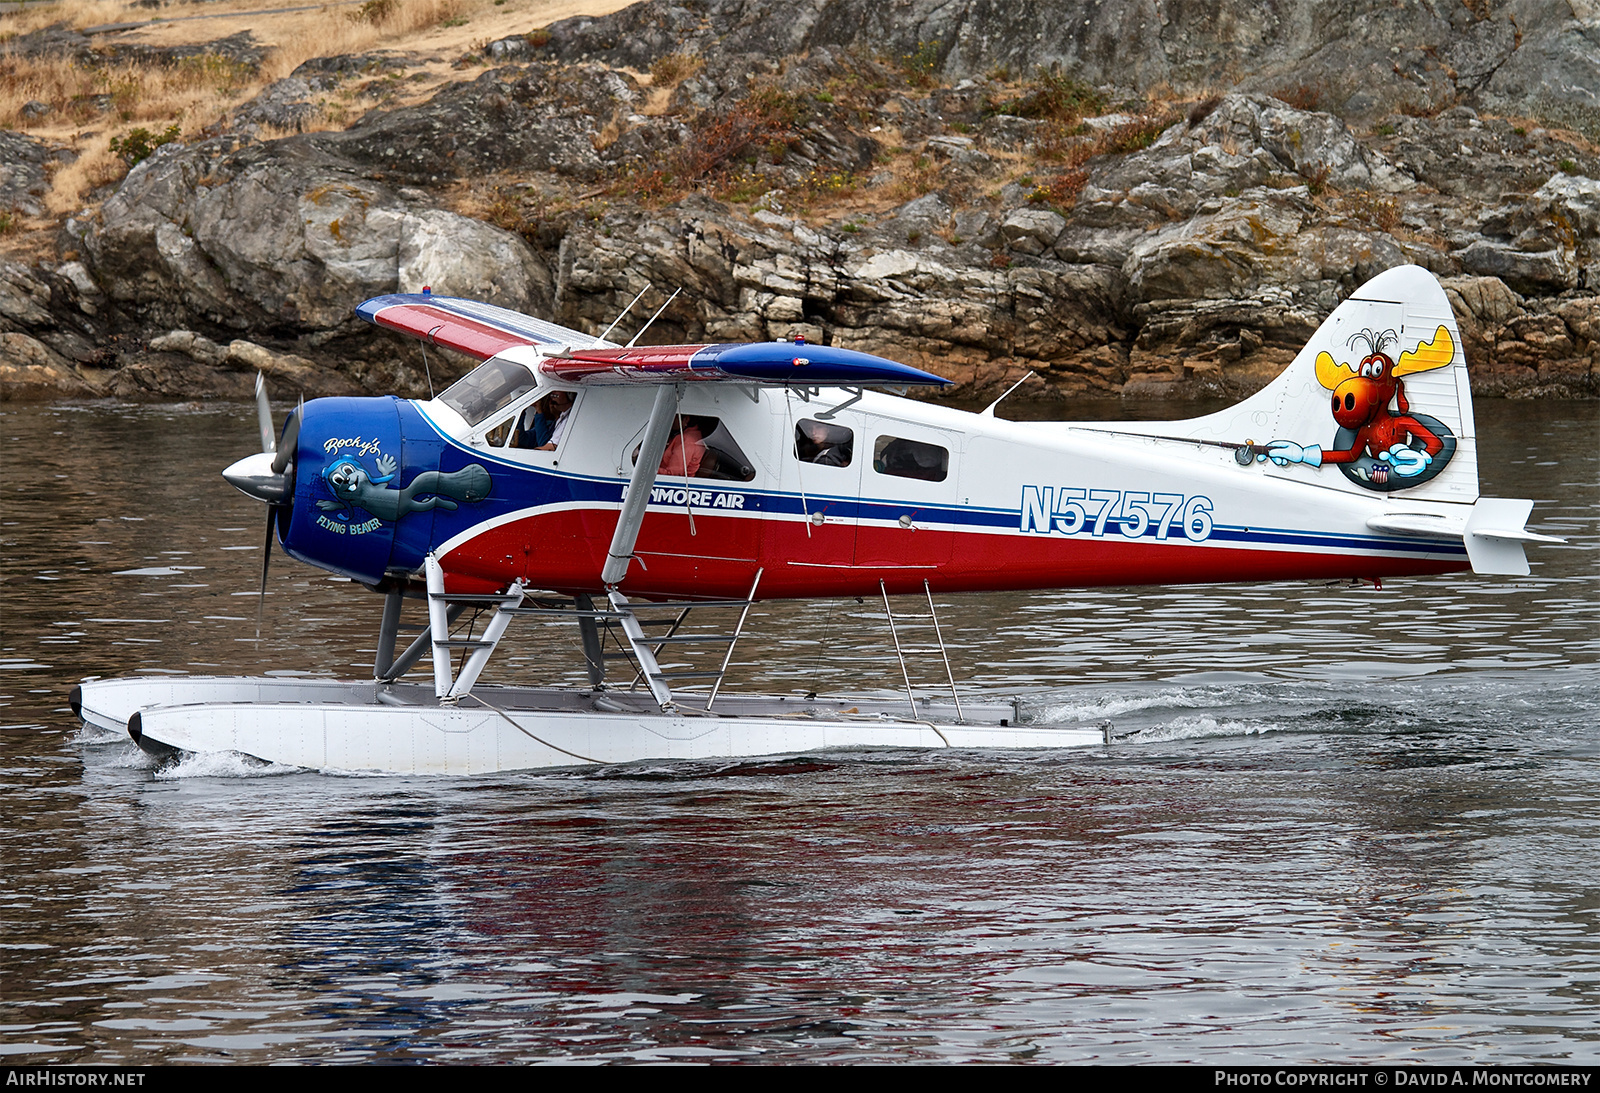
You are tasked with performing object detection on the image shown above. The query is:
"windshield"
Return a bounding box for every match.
[438,358,538,426]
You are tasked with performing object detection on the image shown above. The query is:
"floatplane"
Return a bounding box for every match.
[73,265,1562,774]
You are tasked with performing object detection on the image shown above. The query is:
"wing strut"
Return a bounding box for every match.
[602,384,679,585]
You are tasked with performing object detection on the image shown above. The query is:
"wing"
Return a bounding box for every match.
[545,342,950,388]
[355,293,616,361]
[357,293,951,388]
[1393,325,1455,377]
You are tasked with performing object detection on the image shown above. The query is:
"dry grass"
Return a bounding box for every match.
[1272,83,1322,112]
[1027,167,1087,208]
[2,0,482,130]
[451,174,591,244]
[648,50,701,87]
[987,69,1106,124]
[882,151,939,203]
[0,50,258,130]
[609,83,801,204]
[1333,190,1402,232]
[261,0,471,78]
[1024,108,1179,211]
[44,140,124,213]
[1,0,519,217]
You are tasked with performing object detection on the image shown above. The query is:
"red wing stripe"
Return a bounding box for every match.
[563,346,711,366]
[372,304,534,361]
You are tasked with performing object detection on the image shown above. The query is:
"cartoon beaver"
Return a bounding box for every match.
[318,454,491,522]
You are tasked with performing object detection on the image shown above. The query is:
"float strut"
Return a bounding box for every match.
[384,605,466,682]
[374,586,403,679]
[602,384,678,585]
[575,593,606,689]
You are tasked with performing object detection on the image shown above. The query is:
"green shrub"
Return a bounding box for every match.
[990,70,1106,123]
[899,40,941,89]
[109,124,182,166]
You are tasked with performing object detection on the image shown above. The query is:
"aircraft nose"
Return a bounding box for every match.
[222,450,294,504]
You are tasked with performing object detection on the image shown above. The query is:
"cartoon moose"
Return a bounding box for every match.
[1262,325,1457,489]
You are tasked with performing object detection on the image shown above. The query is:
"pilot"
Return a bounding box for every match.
[516,394,556,448]
[534,390,575,451]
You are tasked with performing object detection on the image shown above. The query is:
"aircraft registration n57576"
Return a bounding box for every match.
[73,264,1563,775]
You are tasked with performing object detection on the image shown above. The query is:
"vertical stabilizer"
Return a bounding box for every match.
[1179,265,1479,504]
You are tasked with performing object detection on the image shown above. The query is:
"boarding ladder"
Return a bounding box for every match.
[880,579,965,723]
[601,569,764,712]
[418,554,527,702]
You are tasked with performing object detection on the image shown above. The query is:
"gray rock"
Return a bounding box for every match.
[1001,209,1066,256]
[485,35,539,62]
[0,263,54,328]
[85,138,554,333]
[0,132,74,218]
[55,262,99,299]
[35,17,1596,404]
[539,0,1594,123]
[1441,276,1524,326]
[0,331,98,397]
[1536,174,1600,239]
[99,30,269,73]
[316,62,634,183]
[149,330,227,366]
[224,339,319,379]
[234,78,323,134]
[1457,241,1577,294]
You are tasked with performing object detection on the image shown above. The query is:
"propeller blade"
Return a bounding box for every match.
[259,504,274,605]
[270,402,302,476]
[254,373,276,454]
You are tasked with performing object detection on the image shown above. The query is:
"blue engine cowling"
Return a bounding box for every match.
[280,396,440,584]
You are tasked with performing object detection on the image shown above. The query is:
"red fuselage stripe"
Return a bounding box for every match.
[437,510,1467,598]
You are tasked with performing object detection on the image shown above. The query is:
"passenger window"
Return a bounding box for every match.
[632,415,756,482]
[873,435,948,482]
[794,418,853,467]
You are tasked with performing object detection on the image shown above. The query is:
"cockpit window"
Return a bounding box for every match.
[794,418,853,467]
[438,358,538,426]
[631,415,756,482]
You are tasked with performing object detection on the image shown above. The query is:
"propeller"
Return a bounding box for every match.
[222,374,299,612]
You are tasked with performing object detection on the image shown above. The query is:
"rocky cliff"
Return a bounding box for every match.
[3,0,1598,401]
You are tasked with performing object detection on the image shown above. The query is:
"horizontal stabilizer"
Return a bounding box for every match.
[1463,497,1566,576]
[356,293,612,360]
[546,341,950,387]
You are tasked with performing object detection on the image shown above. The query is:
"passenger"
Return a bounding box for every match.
[797,419,852,466]
[660,416,706,477]
[535,391,575,451]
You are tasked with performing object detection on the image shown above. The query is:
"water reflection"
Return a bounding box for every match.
[0,397,1596,1063]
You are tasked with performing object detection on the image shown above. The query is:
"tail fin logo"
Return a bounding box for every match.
[1262,326,1458,492]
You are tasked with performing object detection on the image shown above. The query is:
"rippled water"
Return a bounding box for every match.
[1,397,1596,1063]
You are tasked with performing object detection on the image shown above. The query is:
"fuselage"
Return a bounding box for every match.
[276,379,1471,601]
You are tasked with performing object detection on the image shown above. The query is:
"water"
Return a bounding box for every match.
[1,397,1596,1063]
